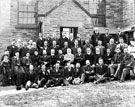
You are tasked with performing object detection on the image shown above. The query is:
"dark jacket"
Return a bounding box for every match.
[83,65,95,76]
[64,68,75,79]
[19,47,29,58]
[38,69,50,81]
[36,38,44,50]
[74,67,83,78]
[95,64,109,76]
[85,53,95,65]
[7,45,19,58]
[112,53,124,64]
[50,68,63,80]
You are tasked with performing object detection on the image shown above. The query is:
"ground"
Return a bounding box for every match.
[0,81,135,107]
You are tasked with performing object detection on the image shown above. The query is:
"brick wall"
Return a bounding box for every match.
[123,0,135,27]
[38,0,94,39]
[0,0,130,57]
[106,0,123,28]
[0,0,38,57]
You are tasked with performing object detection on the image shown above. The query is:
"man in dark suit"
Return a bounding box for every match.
[71,40,79,55]
[45,62,64,88]
[63,62,75,86]
[58,32,68,49]
[68,33,74,48]
[74,47,85,66]
[31,50,40,73]
[38,64,51,88]
[57,50,65,66]
[116,28,126,43]
[85,47,95,65]
[11,51,25,90]
[7,39,19,58]
[82,60,96,83]
[94,58,110,84]
[104,48,113,65]
[19,42,29,58]
[50,40,59,55]
[109,47,124,78]
[48,49,58,67]
[36,33,44,51]
[103,29,113,47]
[39,50,49,65]
[116,48,135,82]
[44,33,52,48]
[72,63,83,85]
[62,41,69,55]
[76,33,82,47]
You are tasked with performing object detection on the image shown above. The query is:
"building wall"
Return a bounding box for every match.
[106,0,123,28]
[38,0,93,39]
[0,0,129,56]
[0,0,38,56]
[123,0,135,27]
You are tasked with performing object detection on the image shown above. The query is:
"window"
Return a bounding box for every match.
[18,0,37,25]
[85,0,106,27]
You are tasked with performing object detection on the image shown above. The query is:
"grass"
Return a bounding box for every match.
[0,81,135,107]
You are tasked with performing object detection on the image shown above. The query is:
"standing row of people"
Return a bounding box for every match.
[0,29,135,90]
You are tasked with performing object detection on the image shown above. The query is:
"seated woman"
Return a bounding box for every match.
[0,55,12,86]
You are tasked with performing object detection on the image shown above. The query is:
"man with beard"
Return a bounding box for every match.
[82,60,96,83]
[74,47,85,66]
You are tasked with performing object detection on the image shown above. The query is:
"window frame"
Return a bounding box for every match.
[88,0,106,27]
[16,0,38,28]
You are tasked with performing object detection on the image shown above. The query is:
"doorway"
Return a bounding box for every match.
[60,27,78,39]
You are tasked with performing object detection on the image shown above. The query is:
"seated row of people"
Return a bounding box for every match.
[0,46,135,90]
[0,31,135,90]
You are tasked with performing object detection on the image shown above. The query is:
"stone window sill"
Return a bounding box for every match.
[15,24,38,29]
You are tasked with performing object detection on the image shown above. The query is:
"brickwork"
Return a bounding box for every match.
[0,0,133,57]
[39,0,93,39]
[106,0,123,28]
[123,0,135,27]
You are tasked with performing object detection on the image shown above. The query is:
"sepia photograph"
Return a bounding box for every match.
[0,0,135,106]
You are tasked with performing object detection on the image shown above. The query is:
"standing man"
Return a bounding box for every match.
[58,31,68,49]
[36,33,44,51]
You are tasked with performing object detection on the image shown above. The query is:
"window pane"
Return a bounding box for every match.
[28,6,35,11]
[23,18,27,24]
[19,18,23,24]
[19,12,24,18]
[28,13,32,18]
[31,18,36,24]
[28,18,32,24]
[23,13,28,18]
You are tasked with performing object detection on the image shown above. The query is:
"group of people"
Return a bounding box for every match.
[0,28,135,91]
